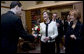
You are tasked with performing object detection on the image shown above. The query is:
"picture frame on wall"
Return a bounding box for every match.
[36,1,43,5]
[54,1,60,3]
[1,1,6,4]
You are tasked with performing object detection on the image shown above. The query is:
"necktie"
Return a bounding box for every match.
[46,24,48,37]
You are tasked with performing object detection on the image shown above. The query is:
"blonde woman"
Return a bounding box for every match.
[65,9,82,54]
[40,10,58,54]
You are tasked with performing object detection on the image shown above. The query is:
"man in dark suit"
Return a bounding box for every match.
[52,12,64,54]
[1,1,35,53]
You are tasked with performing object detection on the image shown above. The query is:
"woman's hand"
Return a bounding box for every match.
[32,34,37,38]
[56,23,60,27]
[32,31,37,38]
[70,35,76,40]
[44,37,50,42]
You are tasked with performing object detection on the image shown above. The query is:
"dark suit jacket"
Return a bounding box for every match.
[56,19,64,39]
[1,11,34,53]
[65,21,82,40]
[80,24,84,53]
[65,20,82,48]
[64,20,69,35]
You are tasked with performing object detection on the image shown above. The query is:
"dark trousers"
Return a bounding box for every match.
[56,40,60,54]
[55,36,63,54]
[41,41,55,54]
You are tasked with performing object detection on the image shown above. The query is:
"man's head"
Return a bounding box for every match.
[52,12,58,20]
[10,1,22,16]
[67,15,71,21]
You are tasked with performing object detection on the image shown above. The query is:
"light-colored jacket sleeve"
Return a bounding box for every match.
[40,23,42,34]
[50,22,58,39]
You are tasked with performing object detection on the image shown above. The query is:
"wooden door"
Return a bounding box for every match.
[25,10,32,34]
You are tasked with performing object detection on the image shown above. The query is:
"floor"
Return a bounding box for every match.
[17,42,65,53]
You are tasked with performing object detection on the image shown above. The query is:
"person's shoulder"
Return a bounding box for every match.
[40,22,45,27]
[51,21,56,24]
[1,12,8,17]
[4,11,19,19]
[9,13,21,22]
[40,22,44,25]
[10,15,20,23]
[77,20,82,25]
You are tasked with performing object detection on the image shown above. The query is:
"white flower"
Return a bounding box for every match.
[38,34,41,36]
[32,28,34,30]
[35,26,38,30]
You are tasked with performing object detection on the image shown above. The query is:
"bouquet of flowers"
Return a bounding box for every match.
[32,24,41,38]
[32,24,41,44]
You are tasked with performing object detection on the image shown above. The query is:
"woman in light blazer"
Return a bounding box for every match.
[40,10,58,54]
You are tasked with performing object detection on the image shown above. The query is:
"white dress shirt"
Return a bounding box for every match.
[40,21,58,43]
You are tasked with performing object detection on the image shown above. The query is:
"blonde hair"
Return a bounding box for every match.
[42,10,52,20]
[69,9,81,20]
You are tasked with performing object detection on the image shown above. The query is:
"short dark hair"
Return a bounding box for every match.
[52,12,58,17]
[10,1,22,9]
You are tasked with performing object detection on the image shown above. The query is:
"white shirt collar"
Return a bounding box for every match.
[10,9,16,14]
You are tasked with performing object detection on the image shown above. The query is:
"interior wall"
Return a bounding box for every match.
[1,1,12,7]
[20,11,26,30]
[1,1,82,10]
[1,8,10,15]
[51,6,73,20]
[73,2,83,23]
[20,1,82,10]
